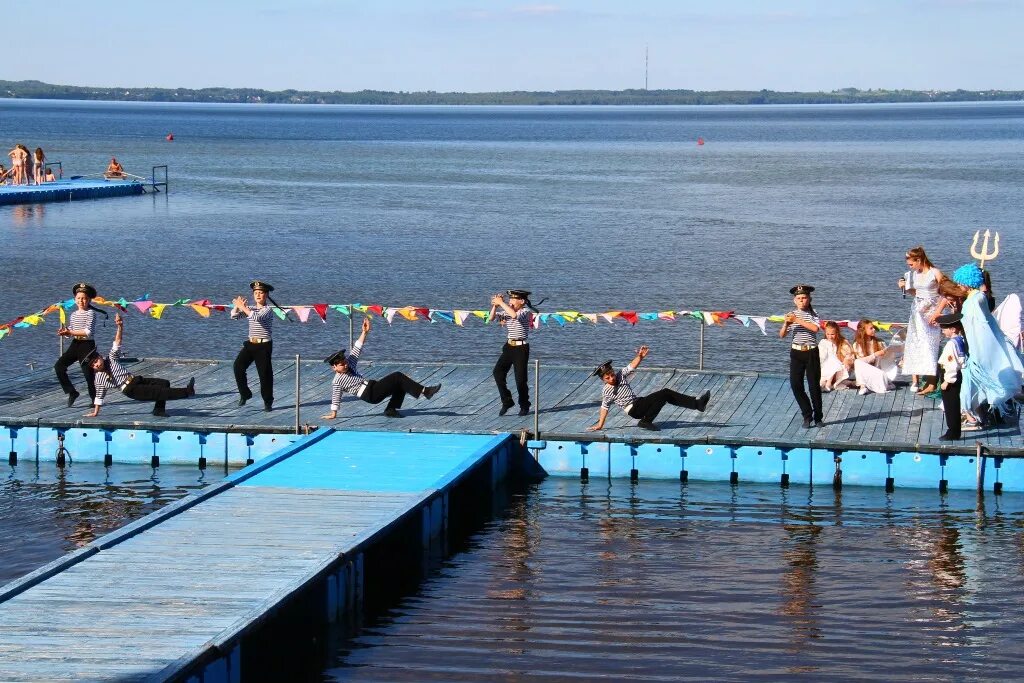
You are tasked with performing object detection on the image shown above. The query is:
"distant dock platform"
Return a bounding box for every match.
[0,167,167,205]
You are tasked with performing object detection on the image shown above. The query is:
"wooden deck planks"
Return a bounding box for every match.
[0,359,1020,456]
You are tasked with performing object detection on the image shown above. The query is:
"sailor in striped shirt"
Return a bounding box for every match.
[232,280,277,411]
[321,317,441,419]
[55,282,106,407]
[779,284,824,428]
[84,314,195,418]
[490,289,535,416]
[586,345,711,432]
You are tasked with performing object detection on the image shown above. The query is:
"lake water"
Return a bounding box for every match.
[2,100,1024,680]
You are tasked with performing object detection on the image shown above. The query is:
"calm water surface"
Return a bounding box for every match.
[327,479,1024,682]
[2,101,1023,679]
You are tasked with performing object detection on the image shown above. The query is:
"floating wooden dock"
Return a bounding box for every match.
[0,357,1020,457]
[0,428,541,682]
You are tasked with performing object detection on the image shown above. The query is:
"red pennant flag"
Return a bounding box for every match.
[367,305,384,317]
[313,304,328,322]
[620,311,639,326]
[415,307,430,320]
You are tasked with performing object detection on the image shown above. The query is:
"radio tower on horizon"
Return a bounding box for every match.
[645,46,649,90]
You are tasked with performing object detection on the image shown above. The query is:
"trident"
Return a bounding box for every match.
[970,229,1000,269]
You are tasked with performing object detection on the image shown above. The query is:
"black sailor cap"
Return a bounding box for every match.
[592,360,614,377]
[507,289,531,299]
[250,280,274,292]
[72,282,97,298]
[789,284,815,296]
[324,349,347,365]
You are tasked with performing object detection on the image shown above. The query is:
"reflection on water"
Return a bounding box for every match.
[326,479,1024,682]
[0,461,229,585]
[8,203,45,227]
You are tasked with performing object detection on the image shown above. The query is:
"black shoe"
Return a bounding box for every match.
[802,417,812,429]
[518,406,531,416]
[938,432,960,441]
[384,408,404,418]
[67,390,80,408]
[152,410,169,418]
[238,391,252,407]
[186,377,196,397]
[695,390,711,412]
[498,400,515,416]
[263,401,273,412]
[637,420,660,431]
[423,384,441,400]
[813,420,825,428]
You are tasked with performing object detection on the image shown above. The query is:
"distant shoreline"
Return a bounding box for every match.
[3,79,1023,106]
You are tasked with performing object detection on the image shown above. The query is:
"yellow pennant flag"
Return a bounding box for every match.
[150,304,167,320]
[768,315,786,323]
[398,307,419,321]
[472,310,489,320]
[875,322,893,331]
[59,306,67,325]
[190,304,211,318]
[23,315,44,326]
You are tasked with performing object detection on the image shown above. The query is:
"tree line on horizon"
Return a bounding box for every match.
[2,80,1021,106]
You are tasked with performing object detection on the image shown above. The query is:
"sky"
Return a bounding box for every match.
[6,0,1023,92]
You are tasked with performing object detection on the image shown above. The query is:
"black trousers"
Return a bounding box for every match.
[626,388,700,422]
[939,365,961,438]
[123,377,189,413]
[54,339,97,399]
[234,340,273,403]
[360,372,425,411]
[494,343,530,408]
[789,348,823,420]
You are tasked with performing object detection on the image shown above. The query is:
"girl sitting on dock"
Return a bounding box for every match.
[586,345,711,432]
[819,321,855,392]
[84,314,196,418]
[321,317,442,420]
[852,320,899,395]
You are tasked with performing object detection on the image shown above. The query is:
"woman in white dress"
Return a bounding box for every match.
[819,321,855,391]
[853,320,899,394]
[898,246,945,395]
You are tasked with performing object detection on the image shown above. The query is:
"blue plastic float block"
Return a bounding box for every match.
[239,431,505,493]
[0,425,297,465]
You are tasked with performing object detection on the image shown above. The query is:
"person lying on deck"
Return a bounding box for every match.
[586,345,711,432]
[104,157,126,179]
[320,316,442,420]
[83,313,196,418]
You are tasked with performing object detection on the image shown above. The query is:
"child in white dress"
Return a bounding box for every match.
[853,320,899,395]
[819,321,855,391]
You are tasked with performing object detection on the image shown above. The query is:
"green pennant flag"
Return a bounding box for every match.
[329,304,351,316]
[273,307,288,320]
[0,328,8,340]
[173,298,191,306]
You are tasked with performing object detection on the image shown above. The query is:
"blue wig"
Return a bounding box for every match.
[952,263,984,289]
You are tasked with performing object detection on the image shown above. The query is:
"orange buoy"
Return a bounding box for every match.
[697,137,705,146]
[166,133,174,141]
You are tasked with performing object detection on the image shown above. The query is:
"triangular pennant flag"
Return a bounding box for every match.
[431,310,454,323]
[133,300,155,314]
[23,315,44,326]
[472,310,489,320]
[583,313,598,323]
[330,304,351,316]
[658,311,676,321]
[703,312,716,325]
[414,307,430,320]
[751,316,767,335]
[736,314,750,327]
[313,304,328,322]
[453,310,470,326]
[555,311,581,323]
[150,304,167,319]
[848,320,860,331]
[690,311,705,321]
[63,298,75,309]
[398,307,419,322]
[599,313,616,324]
[272,307,288,320]
[14,322,30,329]
[190,304,211,318]
[173,298,191,306]
[621,311,639,326]
[876,322,893,331]
[0,328,7,340]
[384,308,398,324]
[58,306,67,325]
[767,315,786,323]
[293,306,312,323]
[639,312,659,321]
[366,305,383,316]
[211,305,226,312]
[550,314,567,326]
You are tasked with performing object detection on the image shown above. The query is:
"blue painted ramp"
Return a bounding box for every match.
[0,177,144,205]
[0,429,526,682]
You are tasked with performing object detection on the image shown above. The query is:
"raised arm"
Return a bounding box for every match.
[231,295,251,318]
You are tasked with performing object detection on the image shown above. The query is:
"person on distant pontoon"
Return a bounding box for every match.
[321,316,441,419]
[586,345,711,432]
[104,157,126,179]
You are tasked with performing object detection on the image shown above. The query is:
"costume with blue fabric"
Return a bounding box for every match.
[954,264,1024,415]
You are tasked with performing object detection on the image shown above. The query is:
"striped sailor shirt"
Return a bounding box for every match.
[68,308,96,340]
[600,365,639,411]
[330,340,365,410]
[788,310,820,347]
[496,308,532,342]
[94,344,133,405]
[232,304,274,339]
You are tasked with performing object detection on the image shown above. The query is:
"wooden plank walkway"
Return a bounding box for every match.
[0,357,1021,456]
[0,429,522,682]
